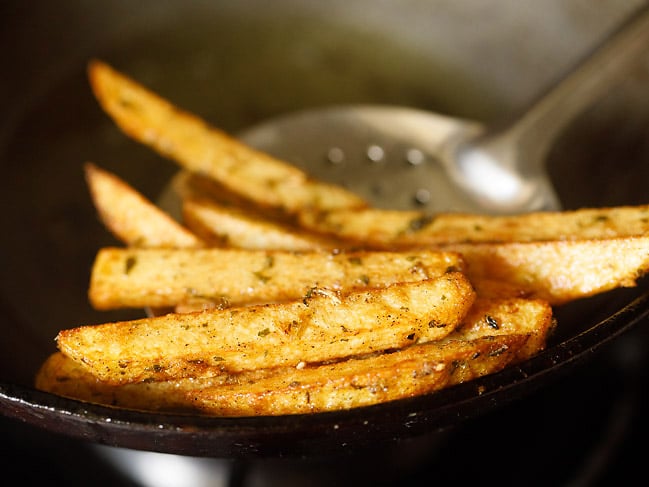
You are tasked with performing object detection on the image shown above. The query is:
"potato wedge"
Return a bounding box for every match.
[182,196,338,251]
[453,236,649,305]
[35,351,203,413]
[88,60,367,215]
[297,205,649,248]
[183,297,549,416]
[40,297,548,415]
[185,334,528,416]
[35,351,284,413]
[57,273,476,385]
[456,297,554,362]
[37,330,528,416]
[88,247,466,310]
[85,162,204,248]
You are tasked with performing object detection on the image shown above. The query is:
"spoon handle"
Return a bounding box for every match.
[487,3,649,168]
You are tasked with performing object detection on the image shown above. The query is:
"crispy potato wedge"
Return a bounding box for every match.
[88,60,367,215]
[35,351,202,413]
[58,273,476,385]
[88,235,649,310]
[184,297,549,416]
[182,196,338,251]
[456,297,554,362]
[85,162,204,248]
[171,170,298,223]
[36,59,649,418]
[88,247,466,310]
[453,236,649,305]
[40,295,545,415]
[35,351,288,413]
[297,205,649,248]
[185,334,528,416]
[37,331,528,416]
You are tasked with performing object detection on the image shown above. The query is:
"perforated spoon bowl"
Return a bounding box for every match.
[240,5,649,214]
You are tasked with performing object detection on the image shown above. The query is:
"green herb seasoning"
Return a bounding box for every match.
[488,345,509,357]
[485,315,499,329]
[428,319,446,329]
[407,213,435,232]
[124,256,137,274]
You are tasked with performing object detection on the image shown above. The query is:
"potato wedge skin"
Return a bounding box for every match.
[59,273,476,385]
[88,247,466,310]
[88,60,366,215]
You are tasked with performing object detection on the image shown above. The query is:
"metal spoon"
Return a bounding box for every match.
[239,5,649,214]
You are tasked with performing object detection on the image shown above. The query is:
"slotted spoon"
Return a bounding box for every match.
[240,5,649,214]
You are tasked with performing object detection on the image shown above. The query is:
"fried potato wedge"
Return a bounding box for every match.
[40,297,547,415]
[185,297,548,416]
[35,351,287,413]
[297,205,649,248]
[453,236,649,305]
[88,60,367,215]
[182,196,337,251]
[88,247,466,310]
[85,162,204,248]
[456,297,554,362]
[38,330,528,416]
[57,273,476,385]
[35,351,202,413]
[185,334,528,416]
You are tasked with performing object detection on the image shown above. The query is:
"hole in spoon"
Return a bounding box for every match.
[406,148,425,166]
[414,188,431,205]
[366,144,385,163]
[326,147,345,164]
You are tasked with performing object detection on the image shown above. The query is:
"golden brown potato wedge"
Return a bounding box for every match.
[297,205,649,248]
[184,334,528,416]
[57,273,476,385]
[35,351,202,413]
[171,170,299,223]
[88,60,367,215]
[88,247,466,310]
[35,58,649,419]
[38,330,528,416]
[84,162,204,248]
[182,196,338,251]
[40,295,549,415]
[456,297,554,362]
[184,297,548,416]
[453,236,649,305]
[35,351,282,413]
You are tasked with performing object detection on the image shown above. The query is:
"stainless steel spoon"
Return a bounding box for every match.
[239,5,649,214]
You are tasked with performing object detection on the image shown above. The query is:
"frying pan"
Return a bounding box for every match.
[2,0,649,458]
